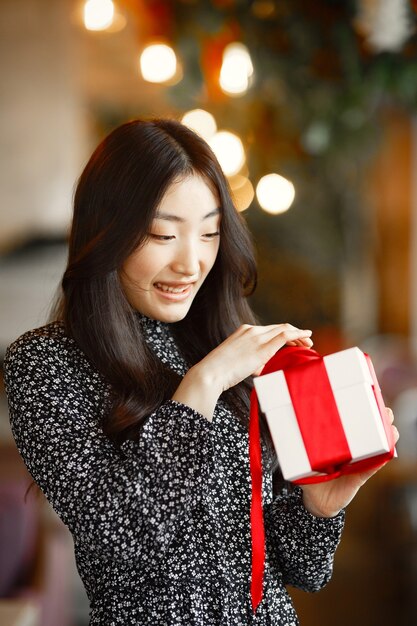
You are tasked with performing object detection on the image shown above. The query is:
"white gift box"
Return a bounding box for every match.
[253,347,393,482]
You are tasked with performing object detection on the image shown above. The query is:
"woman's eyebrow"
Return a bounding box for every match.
[154,208,221,222]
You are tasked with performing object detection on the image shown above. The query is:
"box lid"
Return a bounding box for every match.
[253,347,374,413]
[323,347,373,389]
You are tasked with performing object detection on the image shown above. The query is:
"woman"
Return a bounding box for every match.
[4,118,398,625]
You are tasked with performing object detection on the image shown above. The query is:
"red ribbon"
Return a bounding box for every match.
[248,346,395,612]
[284,357,352,472]
[249,388,265,611]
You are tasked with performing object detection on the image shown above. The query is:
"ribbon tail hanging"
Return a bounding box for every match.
[249,388,265,612]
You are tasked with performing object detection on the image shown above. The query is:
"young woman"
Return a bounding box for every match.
[4,118,398,625]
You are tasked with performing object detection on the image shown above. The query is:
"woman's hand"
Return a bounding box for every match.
[172,323,313,421]
[301,408,400,518]
[193,323,313,394]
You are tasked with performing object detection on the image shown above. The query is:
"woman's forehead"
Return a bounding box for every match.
[155,175,221,221]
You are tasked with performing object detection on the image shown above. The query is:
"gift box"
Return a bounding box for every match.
[253,346,395,483]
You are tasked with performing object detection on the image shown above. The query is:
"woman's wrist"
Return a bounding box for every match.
[301,492,342,518]
[172,364,223,422]
[188,362,225,395]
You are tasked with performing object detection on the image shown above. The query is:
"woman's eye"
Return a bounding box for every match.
[203,231,220,239]
[149,233,175,241]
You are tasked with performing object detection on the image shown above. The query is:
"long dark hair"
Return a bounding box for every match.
[55,118,274,456]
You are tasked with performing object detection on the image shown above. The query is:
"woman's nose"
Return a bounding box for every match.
[171,243,200,277]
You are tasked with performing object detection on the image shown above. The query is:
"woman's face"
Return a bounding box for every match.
[120,174,221,323]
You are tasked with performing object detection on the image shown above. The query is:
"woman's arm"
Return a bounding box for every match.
[264,411,398,591]
[173,323,314,420]
[4,331,213,569]
[264,487,345,592]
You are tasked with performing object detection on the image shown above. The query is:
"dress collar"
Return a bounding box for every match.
[136,312,166,335]
[135,312,188,375]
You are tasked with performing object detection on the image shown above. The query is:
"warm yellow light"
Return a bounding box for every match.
[209,131,245,176]
[84,0,114,31]
[181,109,217,141]
[139,44,177,83]
[256,173,295,214]
[220,43,254,96]
[229,175,254,212]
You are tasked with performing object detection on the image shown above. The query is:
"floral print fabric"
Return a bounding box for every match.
[4,316,344,625]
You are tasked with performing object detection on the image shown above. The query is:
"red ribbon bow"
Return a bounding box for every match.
[248,345,395,613]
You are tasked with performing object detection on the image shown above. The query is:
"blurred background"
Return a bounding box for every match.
[2,0,417,624]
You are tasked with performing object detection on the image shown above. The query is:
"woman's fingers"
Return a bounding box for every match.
[246,324,313,365]
[286,338,314,347]
[268,327,313,350]
[248,326,313,377]
[235,324,313,354]
[241,322,309,336]
[205,322,315,391]
[385,407,400,443]
[251,323,312,343]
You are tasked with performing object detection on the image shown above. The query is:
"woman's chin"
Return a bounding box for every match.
[139,301,193,324]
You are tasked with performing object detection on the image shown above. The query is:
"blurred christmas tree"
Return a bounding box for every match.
[111,0,417,335]
[167,0,417,332]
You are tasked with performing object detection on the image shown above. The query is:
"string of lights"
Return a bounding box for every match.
[79,0,297,215]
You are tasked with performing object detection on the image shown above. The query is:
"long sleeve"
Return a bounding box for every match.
[4,321,350,625]
[264,486,345,592]
[4,328,213,571]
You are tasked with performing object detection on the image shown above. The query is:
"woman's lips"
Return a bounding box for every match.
[153,282,194,301]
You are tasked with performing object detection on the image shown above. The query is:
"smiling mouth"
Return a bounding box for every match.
[154,282,194,294]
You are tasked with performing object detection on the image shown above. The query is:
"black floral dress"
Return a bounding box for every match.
[4,316,345,625]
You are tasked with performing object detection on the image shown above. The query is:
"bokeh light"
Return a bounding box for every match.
[256,173,295,214]
[220,42,254,96]
[83,0,115,31]
[181,109,217,141]
[229,175,255,212]
[209,131,245,176]
[139,43,177,83]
